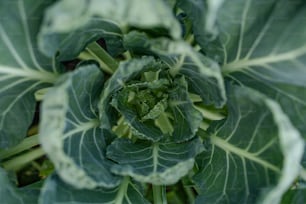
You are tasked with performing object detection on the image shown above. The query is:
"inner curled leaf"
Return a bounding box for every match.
[111,68,203,142]
[116,76,170,122]
[111,70,173,138]
[99,57,203,142]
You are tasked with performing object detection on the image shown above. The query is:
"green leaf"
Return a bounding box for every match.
[152,39,226,107]
[194,85,304,204]
[111,88,165,142]
[111,75,202,142]
[40,0,181,39]
[107,137,204,185]
[177,0,225,40]
[281,189,306,204]
[124,32,227,107]
[0,167,23,203]
[99,56,167,141]
[200,0,277,63]
[19,181,44,204]
[39,174,150,204]
[207,0,306,140]
[102,62,202,142]
[0,167,41,203]
[260,100,305,203]
[39,16,124,60]
[0,0,60,149]
[40,65,121,189]
[167,76,202,142]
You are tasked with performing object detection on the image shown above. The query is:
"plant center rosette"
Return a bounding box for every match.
[100,56,203,142]
[98,56,205,185]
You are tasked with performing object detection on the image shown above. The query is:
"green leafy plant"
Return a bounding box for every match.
[1,0,306,203]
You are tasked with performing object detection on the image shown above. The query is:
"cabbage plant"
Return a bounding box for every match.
[0,0,306,203]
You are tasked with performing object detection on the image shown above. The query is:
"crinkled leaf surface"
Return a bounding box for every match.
[167,77,202,142]
[0,0,60,149]
[194,85,304,204]
[39,0,181,39]
[40,65,121,189]
[39,16,124,60]
[99,56,168,141]
[124,32,226,107]
[110,89,165,142]
[111,75,202,142]
[0,167,41,204]
[207,0,306,141]
[107,137,204,185]
[39,174,149,204]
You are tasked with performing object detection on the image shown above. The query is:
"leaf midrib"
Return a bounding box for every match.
[210,135,281,173]
[152,143,159,173]
[222,44,306,74]
[62,119,100,140]
[0,65,59,83]
[114,176,130,204]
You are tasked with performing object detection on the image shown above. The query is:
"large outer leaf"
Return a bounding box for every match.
[177,0,225,43]
[39,17,124,60]
[0,0,60,149]
[39,174,149,204]
[124,32,226,107]
[40,65,120,189]
[260,99,305,203]
[194,85,304,204]
[199,0,277,63]
[39,0,181,39]
[0,167,41,203]
[107,137,204,185]
[281,189,306,204]
[205,0,306,141]
[0,168,22,203]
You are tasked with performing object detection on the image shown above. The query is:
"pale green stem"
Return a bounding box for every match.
[123,50,132,60]
[34,88,50,101]
[199,121,210,131]
[114,177,130,204]
[166,191,184,204]
[0,135,39,160]
[184,185,196,204]
[193,44,201,51]
[2,147,45,171]
[114,121,130,137]
[112,116,130,137]
[144,71,158,82]
[155,112,174,135]
[194,104,225,121]
[186,34,195,45]
[153,185,167,204]
[189,92,202,103]
[86,42,118,74]
[78,51,114,74]
[31,161,43,171]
